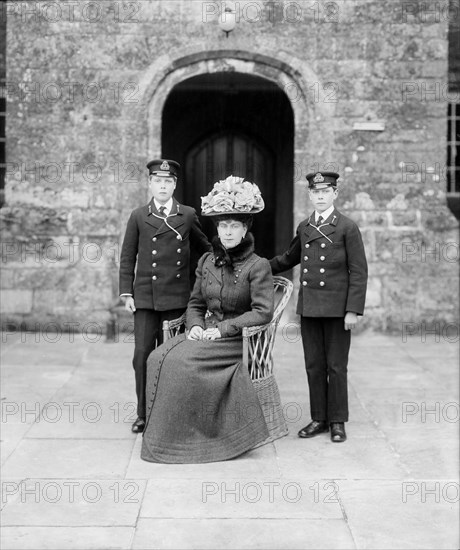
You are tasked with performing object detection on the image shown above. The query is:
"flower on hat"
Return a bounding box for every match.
[207,193,235,213]
[201,175,264,215]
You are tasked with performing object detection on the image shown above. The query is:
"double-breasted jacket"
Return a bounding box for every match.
[186,241,274,338]
[119,198,211,311]
[270,209,368,317]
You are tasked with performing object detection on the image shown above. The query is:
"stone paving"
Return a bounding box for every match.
[0,326,458,549]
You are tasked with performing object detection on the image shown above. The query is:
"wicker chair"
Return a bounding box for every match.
[243,276,293,443]
[162,275,293,444]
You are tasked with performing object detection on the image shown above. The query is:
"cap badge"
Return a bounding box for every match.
[313,173,325,183]
[160,160,170,171]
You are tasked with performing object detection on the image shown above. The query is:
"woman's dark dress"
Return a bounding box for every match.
[141,234,274,464]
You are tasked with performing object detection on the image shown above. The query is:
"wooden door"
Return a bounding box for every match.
[185,132,275,258]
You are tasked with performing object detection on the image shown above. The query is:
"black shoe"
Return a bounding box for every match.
[132,417,145,434]
[330,422,347,442]
[298,420,329,438]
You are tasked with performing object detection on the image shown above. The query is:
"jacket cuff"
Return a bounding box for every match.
[187,318,205,331]
[345,303,364,315]
[217,320,240,338]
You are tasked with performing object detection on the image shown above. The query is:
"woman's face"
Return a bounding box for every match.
[217,220,247,249]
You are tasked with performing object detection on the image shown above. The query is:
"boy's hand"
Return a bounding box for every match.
[187,326,204,340]
[344,312,357,330]
[123,296,136,313]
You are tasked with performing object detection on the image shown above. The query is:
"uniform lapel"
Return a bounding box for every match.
[165,199,185,229]
[144,198,186,235]
[154,198,185,236]
[304,209,339,243]
[144,200,163,230]
[318,209,339,239]
[303,212,321,243]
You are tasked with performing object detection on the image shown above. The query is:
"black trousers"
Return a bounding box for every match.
[300,317,351,423]
[133,308,185,419]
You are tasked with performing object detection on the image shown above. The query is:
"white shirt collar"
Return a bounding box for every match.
[153,198,173,216]
[316,205,334,223]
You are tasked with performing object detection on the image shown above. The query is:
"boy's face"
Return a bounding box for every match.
[149,175,176,204]
[308,186,338,213]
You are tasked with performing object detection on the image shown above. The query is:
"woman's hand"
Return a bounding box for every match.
[187,326,204,340]
[123,296,136,313]
[202,328,222,340]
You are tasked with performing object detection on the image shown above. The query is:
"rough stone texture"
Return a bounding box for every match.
[2,0,458,332]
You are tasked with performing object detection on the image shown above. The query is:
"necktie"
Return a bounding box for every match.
[317,215,324,226]
[158,206,167,217]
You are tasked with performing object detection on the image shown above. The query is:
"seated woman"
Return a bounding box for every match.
[141,176,274,464]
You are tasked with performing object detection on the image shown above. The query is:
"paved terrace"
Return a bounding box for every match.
[0,325,458,549]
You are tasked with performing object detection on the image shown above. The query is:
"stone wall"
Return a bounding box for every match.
[1,0,458,334]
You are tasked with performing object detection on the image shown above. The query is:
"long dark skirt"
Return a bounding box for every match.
[141,334,269,464]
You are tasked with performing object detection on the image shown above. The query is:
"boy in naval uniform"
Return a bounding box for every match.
[119,159,211,433]
[270,171,368,442]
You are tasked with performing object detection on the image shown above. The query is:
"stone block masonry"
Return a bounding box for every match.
[1,0,458,332]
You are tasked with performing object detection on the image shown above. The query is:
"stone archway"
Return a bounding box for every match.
[143,51,311,160]
[137,49,334,237]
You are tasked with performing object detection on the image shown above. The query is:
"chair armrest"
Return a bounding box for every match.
[162,313,187,341]
[243,321,273,338]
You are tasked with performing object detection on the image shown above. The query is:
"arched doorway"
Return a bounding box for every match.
[161,72,294,259]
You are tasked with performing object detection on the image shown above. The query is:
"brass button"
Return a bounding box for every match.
[302,281,307,286]
[176,274,181,279]
[320,281,325,286]
[152,263,157,267]
[177,261,181,266]
[320,256,325,261]
[176,235,181,240]
[304,256,308,261]
[305,244,310,248]
[177,248,181,253]
[152,237,157,242]
[321,243,326,248]
[303,268,308,273]
[152,275,157,280]
[320,268,325,273]
[234,280,237,284]
[152,250,157,255]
